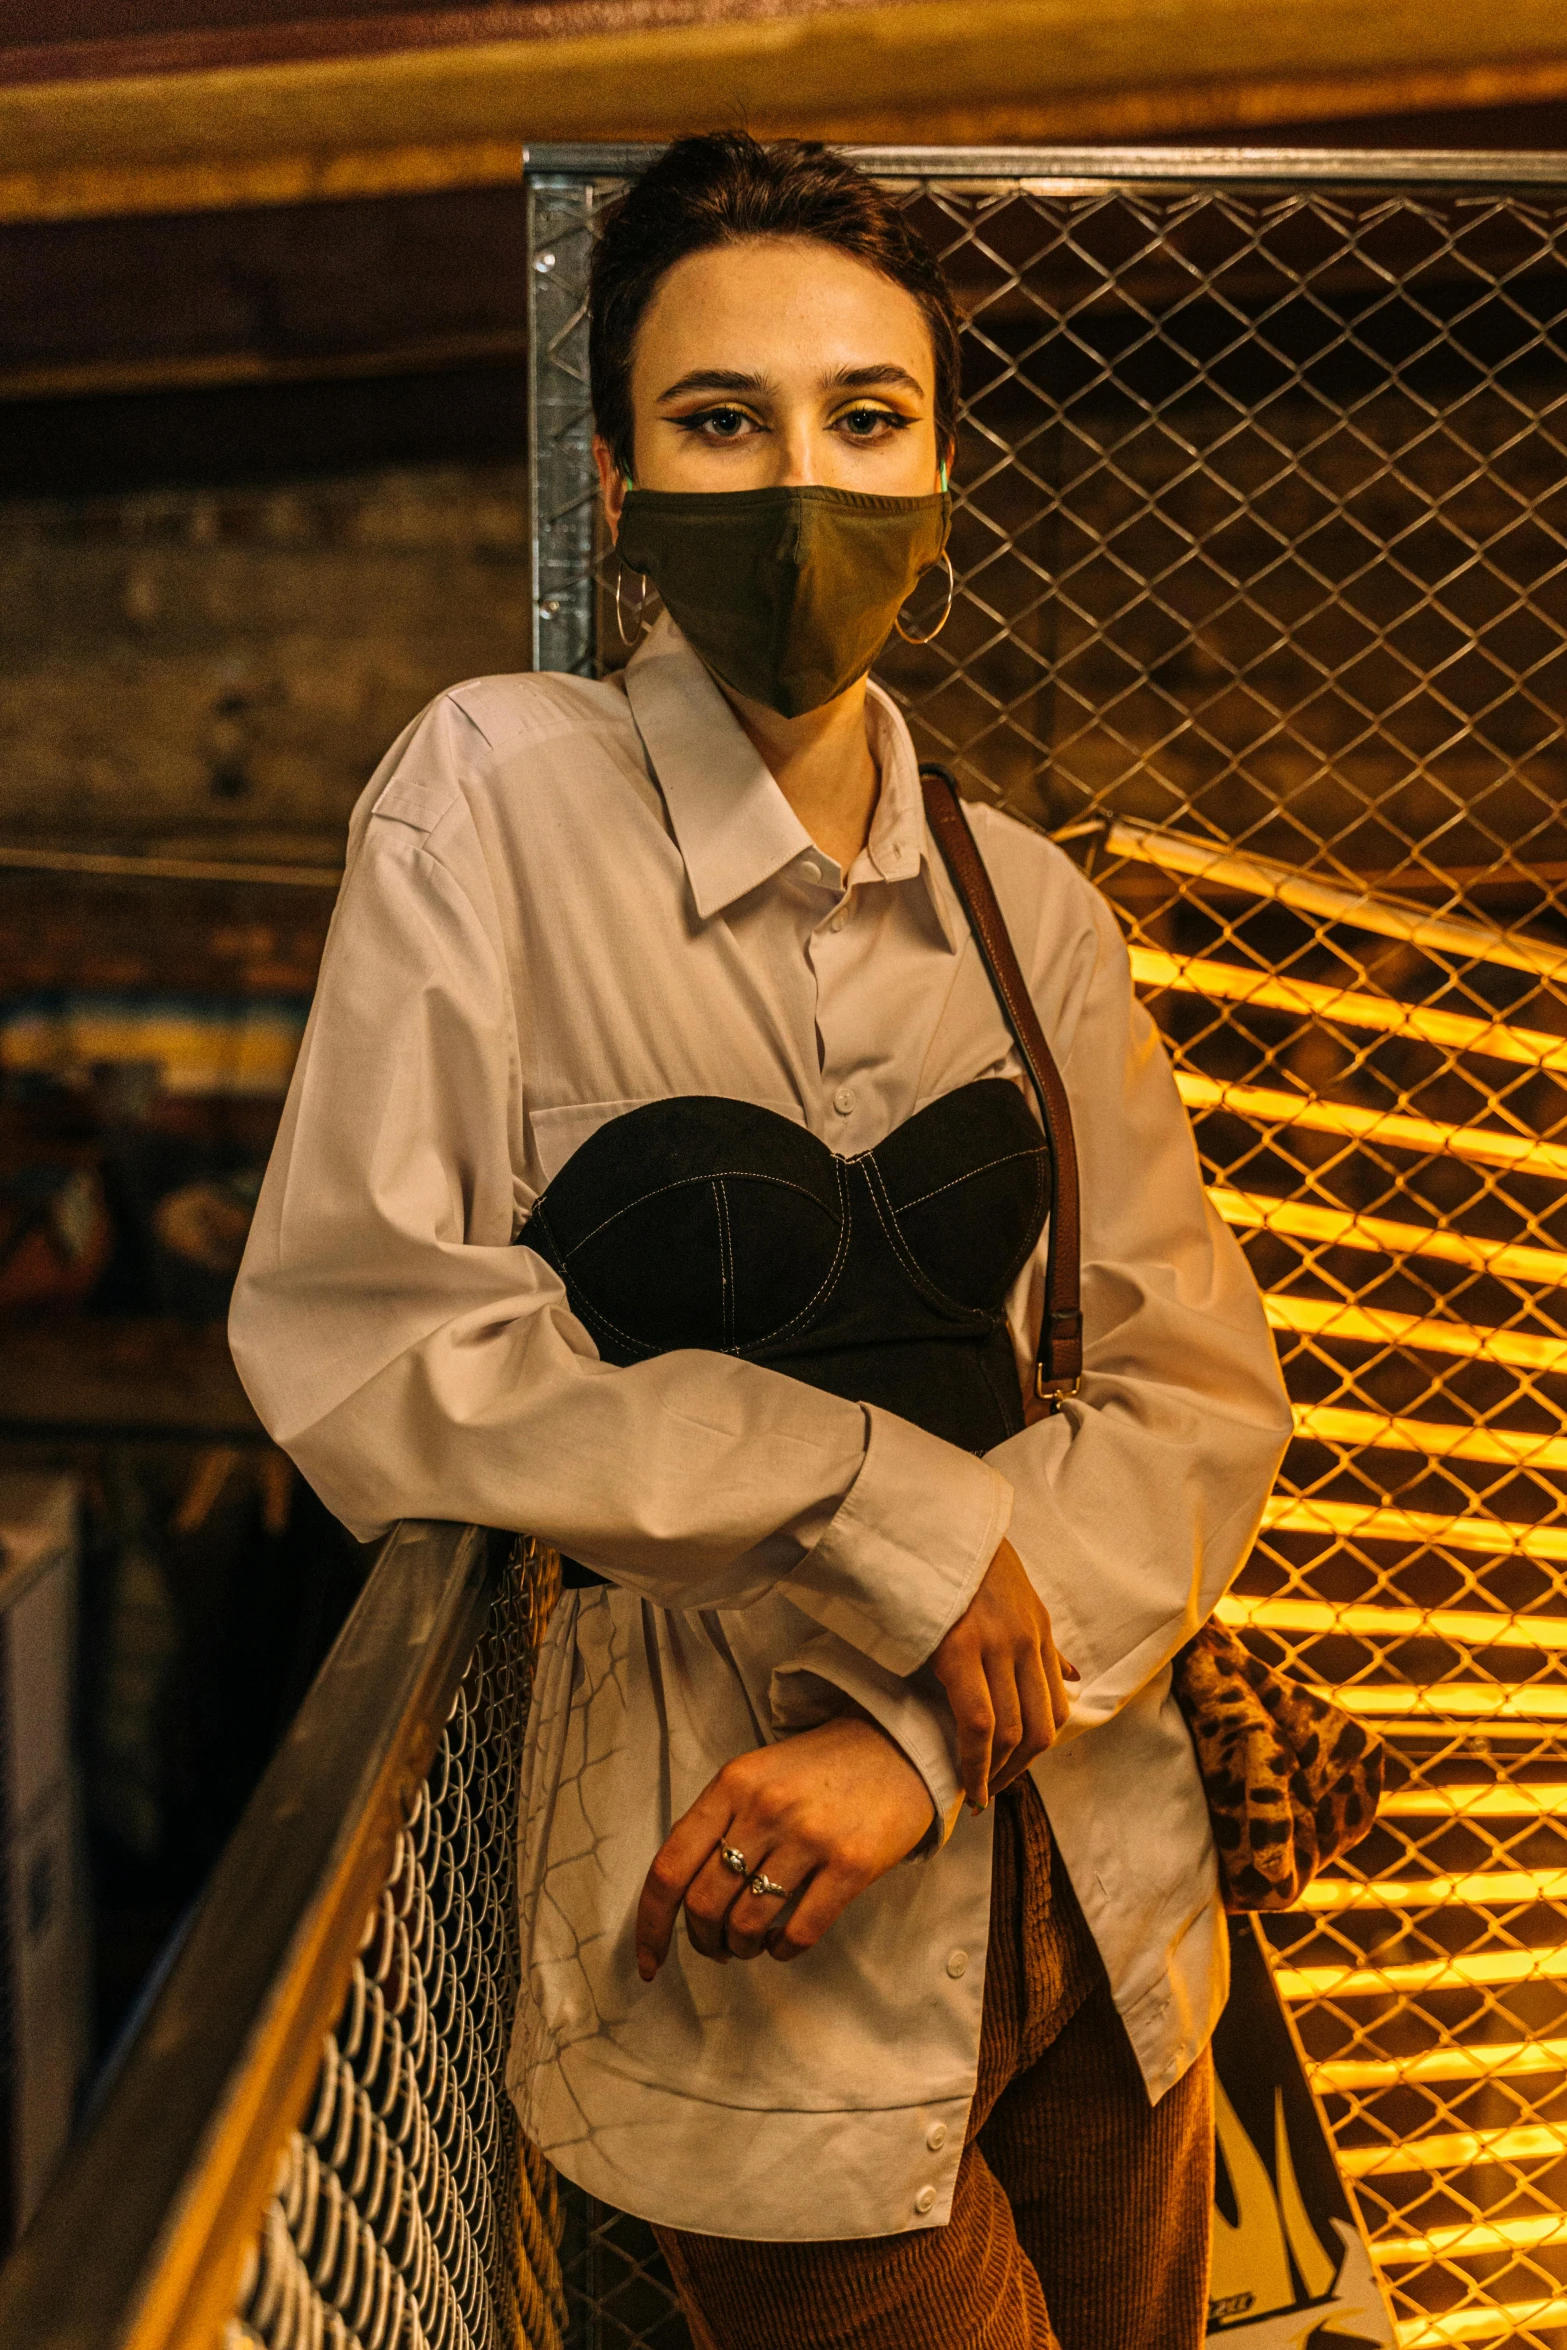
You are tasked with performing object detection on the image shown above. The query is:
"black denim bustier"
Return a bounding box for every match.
[519,1078,1049,1455]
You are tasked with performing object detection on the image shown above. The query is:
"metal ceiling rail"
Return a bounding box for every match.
[1178,1073,1567,1181]
[1107,818,1567,985]
[1132,947,1567,1074]
[1213,1191,1567,1288]
[526,148,1567,190]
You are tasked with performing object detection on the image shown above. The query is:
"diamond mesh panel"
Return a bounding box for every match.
[226,1540,567,2350]
[528,157,1567,2349]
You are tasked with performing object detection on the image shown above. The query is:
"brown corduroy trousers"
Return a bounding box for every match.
[655,1780,1213,2350]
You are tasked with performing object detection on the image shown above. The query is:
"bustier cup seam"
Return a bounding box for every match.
[712,1177,736,1352]
[895,1141,1048,1217]
[547,1166,834,1264]
[735,1155,852,1350]
[857,1150,998,1329]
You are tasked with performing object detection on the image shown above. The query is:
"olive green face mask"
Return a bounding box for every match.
[616,480,951,719]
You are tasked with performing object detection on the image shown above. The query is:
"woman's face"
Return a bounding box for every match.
[598,234,943,526]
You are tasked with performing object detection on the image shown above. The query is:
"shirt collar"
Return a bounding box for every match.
[623,613,963,949]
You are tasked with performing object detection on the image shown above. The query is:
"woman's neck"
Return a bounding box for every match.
[719,676,879,873]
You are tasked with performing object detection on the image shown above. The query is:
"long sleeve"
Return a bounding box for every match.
[229,695,1010,1664]
[976,813,1294,1739]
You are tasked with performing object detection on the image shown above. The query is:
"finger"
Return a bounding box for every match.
[983,1647,1026,1787]
[936,1651,995,1809]
[1042,1633,1074,1732]
[992,1643,1053,1793]
[767,1859,873,1961]
[724,1841,817,1959]
[635,1787,734,1978]
[682,1845,748,1961]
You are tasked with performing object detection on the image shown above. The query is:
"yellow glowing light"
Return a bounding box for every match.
[1314,2038,1567,2094]
[1378,1785,1567,1819]
[1107,816,1567,985]
[1301,1867,1567,1911]
[1260,1493,1567,1564]
[1378,2212,1567,2262]
[1276,1947,1567,2001]
[1343,2122,1567,2178]
[1264,1292,1567,1373]
[1395,2296,1567,2346]
[1131,945,1567,1073]
[1177,1072,1567,1181]
[1291,1402,1567,1473]
[1212,1188,1567,1288]
[1217,1592,1567,1653]
[1325,1684,1567,1722]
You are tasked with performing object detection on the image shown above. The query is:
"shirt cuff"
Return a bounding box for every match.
[781,1403,1013,1678]
[768,1634,966,1850]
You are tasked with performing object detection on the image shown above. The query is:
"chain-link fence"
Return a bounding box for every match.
[527,146,1567,2349]
[226,1540,566,2350]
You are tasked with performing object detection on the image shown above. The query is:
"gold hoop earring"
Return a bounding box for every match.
[615,562,650,647]
[895,551,955,646]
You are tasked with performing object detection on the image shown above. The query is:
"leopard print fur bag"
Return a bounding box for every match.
[1173,1620,1386,1911]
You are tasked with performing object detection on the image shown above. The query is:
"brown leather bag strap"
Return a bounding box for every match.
[919,763,1083,1408]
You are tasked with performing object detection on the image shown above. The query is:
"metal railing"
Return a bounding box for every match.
[527,143,1567,2349]
[0,1521,566,2350]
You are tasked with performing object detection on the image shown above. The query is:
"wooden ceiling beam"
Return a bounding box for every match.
[3,0,1567,224]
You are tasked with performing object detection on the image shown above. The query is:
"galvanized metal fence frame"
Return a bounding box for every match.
[527,142,1567,2350]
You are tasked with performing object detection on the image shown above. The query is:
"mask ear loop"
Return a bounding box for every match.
[895,551,955,645]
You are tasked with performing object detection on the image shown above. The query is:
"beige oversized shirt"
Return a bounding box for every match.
[230,614,1292,2243]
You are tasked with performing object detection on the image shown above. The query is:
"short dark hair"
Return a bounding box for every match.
[588,132,962,482]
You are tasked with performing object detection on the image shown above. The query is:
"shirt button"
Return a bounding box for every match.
[833,1086,856,1117]
[914,2185,937,2215]
[945,1949,968,1979]
[926,2122,948,2151]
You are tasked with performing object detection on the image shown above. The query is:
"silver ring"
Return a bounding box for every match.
[720,1844,748,1878]
[748,1873,791,1901]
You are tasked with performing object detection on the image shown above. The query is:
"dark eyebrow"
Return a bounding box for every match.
[656,368,774,402]
[825,363,926,397]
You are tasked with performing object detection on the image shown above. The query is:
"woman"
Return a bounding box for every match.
[231,134,1291,2349]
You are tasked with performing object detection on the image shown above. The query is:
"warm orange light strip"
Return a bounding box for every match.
[1314,2037,1567,2093]
[1276,1946,1567,2000]
[1213,1187,1567,1288]
[1107,816,1567,985]
[1396,2301,1567,2348]
[1379,2213,1567,2263]
[1177,1072,1567,1180]
[1264,1292,1567,1372]
[1302,1866,1567,1911]
[1326,1683,1567,1722]
[1217,1592,1567,1653]
[1379,1785,1567,1818]
[1132,945,1567,1072]
[1343,2121,1567,2177]
[1261,1493,1567,1564]
[1292,1402,1567,1472]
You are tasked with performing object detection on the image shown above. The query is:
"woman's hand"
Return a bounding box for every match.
[636,1714,933,1980]
[929,1537,1077,1811]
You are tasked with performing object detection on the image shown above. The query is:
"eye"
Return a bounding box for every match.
[676,405,759,440]
[835,405,913,441]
